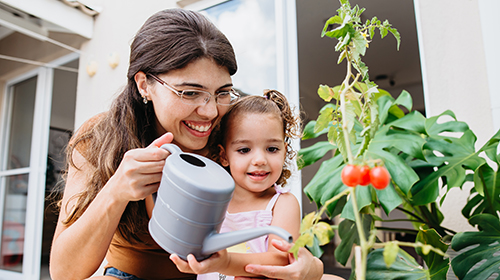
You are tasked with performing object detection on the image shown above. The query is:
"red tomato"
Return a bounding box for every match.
[341,164,361,187]
[359,165,371,186]
[370,166,391,190]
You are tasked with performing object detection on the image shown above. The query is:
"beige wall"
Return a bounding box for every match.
[414,0,496,232]
[74,0,178,129]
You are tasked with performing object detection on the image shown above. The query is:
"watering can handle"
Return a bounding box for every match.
[160,143,182,155]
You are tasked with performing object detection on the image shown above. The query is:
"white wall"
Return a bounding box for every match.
[414,0,495,232]
[74,0,178,129]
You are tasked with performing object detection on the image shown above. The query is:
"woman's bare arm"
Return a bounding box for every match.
[50,133,172,280]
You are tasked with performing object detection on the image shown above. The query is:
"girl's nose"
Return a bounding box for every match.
[197,97,218,120]
[252,151,267,166]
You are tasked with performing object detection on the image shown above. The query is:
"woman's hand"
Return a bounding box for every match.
[106,132,173,203]
[170,250,229,275]
[235,239,324,280]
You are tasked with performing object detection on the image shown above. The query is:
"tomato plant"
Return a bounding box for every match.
[341,164,361,187]
[369,166,390,190]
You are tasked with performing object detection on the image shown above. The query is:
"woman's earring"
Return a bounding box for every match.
[143,95,148,104]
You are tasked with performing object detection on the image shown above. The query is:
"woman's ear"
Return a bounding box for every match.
[219,144,229,167]
[134,71,150,100]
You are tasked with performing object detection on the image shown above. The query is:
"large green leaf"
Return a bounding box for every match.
[411,111,485,205]
[335,215,372,266]
[462,129,500,219]
[450,214,500,280]
[366,248,429,280]
[297,141,336,169]
[341,185,373,221]
[416,226,450,280]
[303,155,346,211]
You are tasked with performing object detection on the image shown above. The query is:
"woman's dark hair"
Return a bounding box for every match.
[62,9,237,242]
[209,90,301,186]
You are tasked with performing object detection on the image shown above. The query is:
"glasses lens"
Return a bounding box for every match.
[180,90,210,105]
[216,92,232,105]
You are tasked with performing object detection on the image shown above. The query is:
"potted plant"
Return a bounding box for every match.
[291,1,500,279]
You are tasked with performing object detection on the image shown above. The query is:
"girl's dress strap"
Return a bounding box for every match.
[265,184,290,211]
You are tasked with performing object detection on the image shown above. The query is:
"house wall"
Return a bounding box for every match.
[414,0,497,232]
[74,0,178,129]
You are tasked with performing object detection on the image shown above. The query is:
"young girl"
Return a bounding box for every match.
[170,90,301,279]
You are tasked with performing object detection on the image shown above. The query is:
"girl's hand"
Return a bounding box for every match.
[235,240,325,280]
[170,250,229,275]
[106,132,173,203]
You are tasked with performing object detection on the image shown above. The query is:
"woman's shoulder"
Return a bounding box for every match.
[69,112,108,155]
[74,112,108,137]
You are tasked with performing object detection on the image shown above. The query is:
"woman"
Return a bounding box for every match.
[49,8,324,280]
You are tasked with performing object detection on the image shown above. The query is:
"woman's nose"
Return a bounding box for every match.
[197,97,218,120]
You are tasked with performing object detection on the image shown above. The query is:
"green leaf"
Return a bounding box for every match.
[412,129,485,205]
[374,183,403,215]
[394,90,413,112]
[341,184,373,221]
[473,163,500,213]
[366,248,430,280]
[451,214,500,280]
[297,141,336,169]
[312,222,334,245]
[416,226,450,279]
[302,120,327,140]
[317,85,332,102]
[303,155,346,210]
[321,15,343,37]
[352,29,367,57]
[335,215,372,266]
[300,212,315,234]
[315,105,335,133]
[306,236,324,258]
[389,27,401,50]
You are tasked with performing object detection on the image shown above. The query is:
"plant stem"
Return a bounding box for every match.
[350,188,367,280]
[340,55,355,164]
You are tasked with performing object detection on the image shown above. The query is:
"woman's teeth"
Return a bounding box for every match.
[185,122,211,132]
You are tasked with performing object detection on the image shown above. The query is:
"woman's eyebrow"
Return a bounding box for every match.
[175,82,233,90]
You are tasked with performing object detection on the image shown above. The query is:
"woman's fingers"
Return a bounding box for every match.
[150,132,174,148]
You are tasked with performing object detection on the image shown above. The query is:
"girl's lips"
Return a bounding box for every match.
[247,171,270,181]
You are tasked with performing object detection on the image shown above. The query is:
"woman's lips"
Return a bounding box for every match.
[183,121,212,137]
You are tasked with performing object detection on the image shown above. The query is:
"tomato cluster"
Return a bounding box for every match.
[341,164,391,189]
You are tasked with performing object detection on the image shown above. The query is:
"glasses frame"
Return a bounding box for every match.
[148,73,239,106]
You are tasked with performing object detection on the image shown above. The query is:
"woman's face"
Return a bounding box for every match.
[146,58,233,153]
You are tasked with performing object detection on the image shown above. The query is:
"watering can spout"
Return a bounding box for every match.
[202,226,293,256]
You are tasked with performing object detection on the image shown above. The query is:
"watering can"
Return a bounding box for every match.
[149,144,293,261]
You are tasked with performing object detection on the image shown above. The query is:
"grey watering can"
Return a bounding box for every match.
[149,144,293,261]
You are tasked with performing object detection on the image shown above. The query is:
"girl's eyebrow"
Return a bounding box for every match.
[230,139,283,145]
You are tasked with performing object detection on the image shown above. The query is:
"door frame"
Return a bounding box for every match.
[0,52,78,280]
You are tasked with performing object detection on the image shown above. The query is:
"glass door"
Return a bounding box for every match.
[187,0,302,204]
[0,67,53,280]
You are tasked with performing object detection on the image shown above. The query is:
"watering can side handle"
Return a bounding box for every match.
[201,226,293,256]
[160,143,182,155]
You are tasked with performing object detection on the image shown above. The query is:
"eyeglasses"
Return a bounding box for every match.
[148,74,240,106]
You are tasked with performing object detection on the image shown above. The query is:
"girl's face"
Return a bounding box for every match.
[146,58,233,153]
[220,112,286,193]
